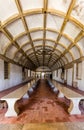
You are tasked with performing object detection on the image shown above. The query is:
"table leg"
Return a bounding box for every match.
[58,91,64,98]
[4,99,19,117]
[68,98,81,115]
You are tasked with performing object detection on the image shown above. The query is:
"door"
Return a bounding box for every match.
[67,68,73,86]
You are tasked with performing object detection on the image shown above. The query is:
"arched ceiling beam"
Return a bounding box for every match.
[20,38,68,49]
[23,54,63,69]
[28,47,61,57]
[13,40,72,64]
[1,9,83,31]
[1,9,81,63]
[19,48,59,67]
[0,28,36,68]
[3,31,75,68]
[42,0,48,66]
[4,29,81,58]
[15,0,40,66]
[51,30,84,68]
[15,38,72,52]
[0,53,34,70]
[21,45,67,66]
[47,0,77,66]
[28,39,75,60]
[0,0,84,70]
[13,28,73,43]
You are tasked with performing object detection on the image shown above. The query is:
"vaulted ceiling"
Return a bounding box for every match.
[0,0,84,71]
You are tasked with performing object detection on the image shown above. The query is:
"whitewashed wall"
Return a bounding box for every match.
[31,71,35,77]
[52,61,84,91]
[73,61,84,91]
[0,59,22,91]
[25,68,28,79]
[28,69,31,77]
[66,68,73,86]
[52,69,64,83]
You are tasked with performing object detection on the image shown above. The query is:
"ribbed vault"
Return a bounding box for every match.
[0,0,84,71]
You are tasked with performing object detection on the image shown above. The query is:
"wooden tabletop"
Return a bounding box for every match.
[1,80,35,99]
[52,80,83,98]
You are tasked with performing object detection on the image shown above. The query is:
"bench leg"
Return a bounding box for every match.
[4,99,19,117]
[58,91,64,98]
[68,98,81,115]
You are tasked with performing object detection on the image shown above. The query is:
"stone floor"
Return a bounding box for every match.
[0,123,84,130]
[0,79,84,130]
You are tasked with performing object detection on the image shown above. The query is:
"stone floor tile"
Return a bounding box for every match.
[0,124,23,130]
[65,122,84,130]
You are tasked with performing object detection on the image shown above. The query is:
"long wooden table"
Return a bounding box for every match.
[52,80,84,115]
[0,80,35,117]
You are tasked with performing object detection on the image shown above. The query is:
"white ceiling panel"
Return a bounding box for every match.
[48,0,71,13]
[0,0,18,22]
[45,46,53,51]
[47,14,64,31]
[20,0,43,11]
[22,44,32,52]
[54,50,61,56]
[29,54,34,58]
[26,49,34,55]
[14,52,22,62]
[6,45,18,59]
[0,32,10,54]
[56,44,65,52]
[77,37,84,55]
[6,19,25,37]
[45,41,55,47]
[46,31,58,40]
[70,46,80,59]
[60,59,64,65]
[52,54,58,58]
[30,31,43,40]
[57,61,62,67]
[33,41,43,47]
[16,35,30,47]
[25,14,43,29]
[63,21,81,40]
[65,53,73,62]
[59,36,71,48]
[35,46,42,51]
[62,56,68,64]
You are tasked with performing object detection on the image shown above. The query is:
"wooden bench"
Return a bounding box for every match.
[52,80,84,115]
[0,80,35,117]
